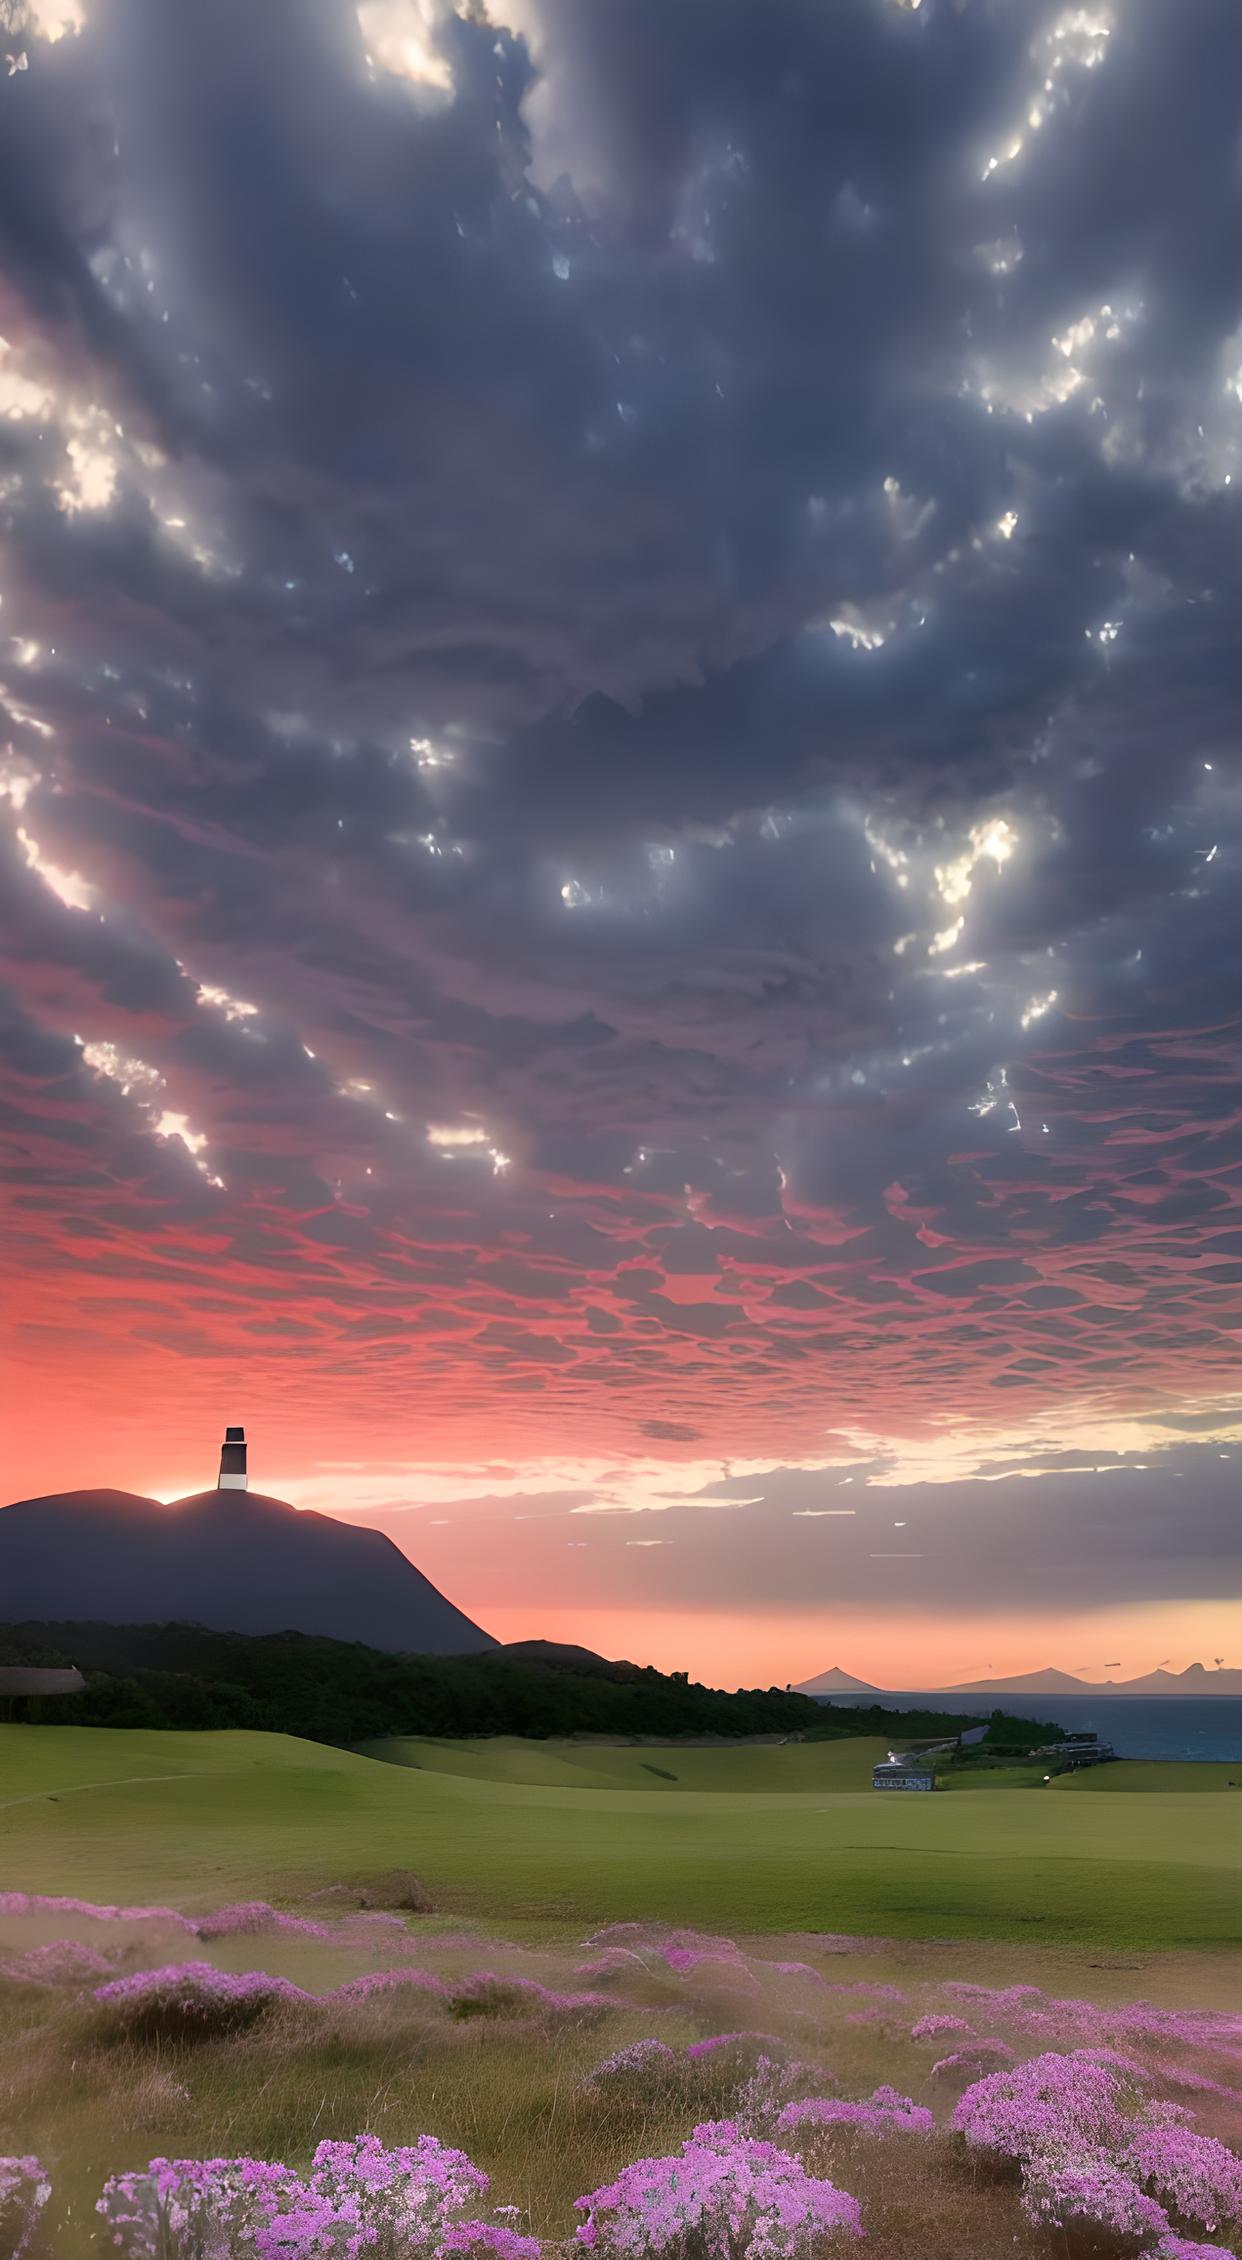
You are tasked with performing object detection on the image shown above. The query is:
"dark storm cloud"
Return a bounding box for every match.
[4,0,1242,1479]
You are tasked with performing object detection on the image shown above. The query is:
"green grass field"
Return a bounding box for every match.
[366,1733,891,1792]
[368,1735,1242,1797]
[2,1725,1241,1950]
[1054,1759,1242,1792]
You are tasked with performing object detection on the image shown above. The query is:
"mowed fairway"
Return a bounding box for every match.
[364,1734,890,1792]
[2,1726,1240,1948]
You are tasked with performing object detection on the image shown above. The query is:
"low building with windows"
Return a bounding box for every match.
[871,1755,936,1791]
[1031,1735,1116,1770]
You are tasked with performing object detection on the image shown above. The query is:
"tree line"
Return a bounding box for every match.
[0,1621,1055,1749]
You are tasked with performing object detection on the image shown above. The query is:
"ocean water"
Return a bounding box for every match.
[813,1692,1242,1762]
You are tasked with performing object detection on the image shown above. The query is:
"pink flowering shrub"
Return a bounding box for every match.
[442,2227,541,2260]
[97,2154,299,2257]
[582,2040,688,2102]
[0,1891,200,1929]
[91,1958,612,2041]
[331,1968,449,2006]
[910,2013,971,2042]
[574,1950,650,1984]
[448,1973,609,2024]
[93,1962,307,2042]
[952,2048,1135,2162]
[663,1947,754,1986]
[2,1937,114,1986]
[942,1979,1242,2061]
[778,2087,933,2139]
[197,1900,406,1942]
[729,2058,827,2137]
[929,2040,1016,2084]
[1019,2148,1171,2240]
[1155,2240,1241,2260]
[686,2034,791,2073]
[1154,2068,1242,2106]
[0,2157,51,2260]
[1123,2123,1242,2235]
[98,2134,502,2259]
[575,2120,862,2259]
[0,1890,410,1948]
[951,2044,1242,2254]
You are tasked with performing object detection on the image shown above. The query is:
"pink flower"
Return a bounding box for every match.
[2,1938,114,1986]
[1123,2122,1242,2233]
[1020,2148,1170,2239]
[582,2040,686,2098]
[1155,2239,1242,2260]
[929,2040,1015,2084]
[952,2049,1135,2161]
[448,1972,609,2022]
[778,2088,933,2138]
[98,2134,501,2259]
[0,2157,51,2260]
[910,2013,971,2042]
[576,2123,862,2259]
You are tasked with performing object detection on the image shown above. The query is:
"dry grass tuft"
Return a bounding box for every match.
[310,1869,435,1914]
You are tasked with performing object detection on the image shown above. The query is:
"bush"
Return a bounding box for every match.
[448,1973,609,2025]
[952,2049,1135,2162]
[778,2087,934,2139]
[97,2134,499,2260]
[0,2158,51,2260]
[357,1869,435,1912]
[929,2039,1016,2085]
[92,1962,306,2044]
[1123,2120,1242,2236]
[581,2039,690,2106]
[575,2121,862,2259]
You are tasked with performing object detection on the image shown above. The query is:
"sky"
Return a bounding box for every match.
[2,0,1242,1689]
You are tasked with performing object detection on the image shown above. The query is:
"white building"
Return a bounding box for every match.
[872,1757,936,1791]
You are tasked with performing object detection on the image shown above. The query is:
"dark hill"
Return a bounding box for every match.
[499,1639,642,1681]
[0,1487,494,1655]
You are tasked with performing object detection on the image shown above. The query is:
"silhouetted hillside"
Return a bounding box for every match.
[498,1639,644,1680]
[0,1488,494,1655]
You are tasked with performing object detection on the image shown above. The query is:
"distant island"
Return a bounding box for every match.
[797,1661,1242,1697]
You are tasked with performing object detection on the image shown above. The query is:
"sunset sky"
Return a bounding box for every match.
[3,0,1242,1688]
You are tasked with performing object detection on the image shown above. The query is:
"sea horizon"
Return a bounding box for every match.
[812,1690,1242,1762]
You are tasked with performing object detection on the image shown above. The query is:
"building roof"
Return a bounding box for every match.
[0,1665,85,1696]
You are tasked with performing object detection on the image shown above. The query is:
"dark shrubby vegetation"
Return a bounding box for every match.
[0,1621,825,1741]
[0,1622,1056,1750]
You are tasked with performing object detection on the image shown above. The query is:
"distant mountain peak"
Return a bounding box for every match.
[937,1660,1242,1696]
[942,1666,1093,1695]
[0,1484,495,1655]
[795,1664,881,1694]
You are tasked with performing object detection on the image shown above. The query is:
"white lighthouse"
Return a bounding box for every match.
[218,1424,248,1490]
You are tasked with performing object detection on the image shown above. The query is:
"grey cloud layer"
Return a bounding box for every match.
[3,0,1242,1487]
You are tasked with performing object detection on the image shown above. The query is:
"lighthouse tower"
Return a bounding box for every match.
[218,1425,248,1490]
